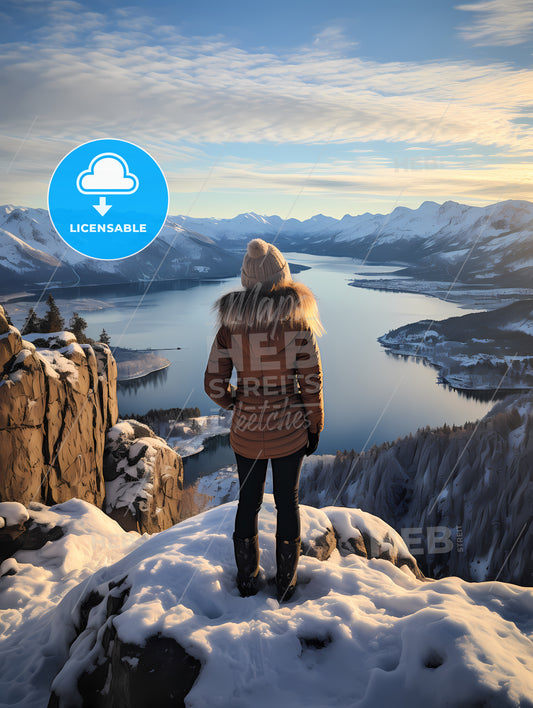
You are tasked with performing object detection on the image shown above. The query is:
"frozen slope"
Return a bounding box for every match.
[0,498,532,707]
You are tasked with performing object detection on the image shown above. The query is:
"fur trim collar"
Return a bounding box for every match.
[214,281,324,336]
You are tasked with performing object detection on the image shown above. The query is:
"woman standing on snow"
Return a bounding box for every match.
[204,239,324,602]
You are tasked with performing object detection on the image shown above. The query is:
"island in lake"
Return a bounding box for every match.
[113,347,173,382]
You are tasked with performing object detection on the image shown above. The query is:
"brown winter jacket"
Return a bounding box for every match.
[204,281,324,459]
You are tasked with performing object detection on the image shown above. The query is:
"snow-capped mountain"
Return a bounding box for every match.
[0,206,242,294]
[174,199,533,250]
[175,199,533,286]
[2,199,533,294]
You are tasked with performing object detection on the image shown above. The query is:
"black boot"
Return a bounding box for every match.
[276,537,301,602]
[233,532,261,597]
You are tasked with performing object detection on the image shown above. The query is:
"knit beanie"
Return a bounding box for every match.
[241,239,291,289]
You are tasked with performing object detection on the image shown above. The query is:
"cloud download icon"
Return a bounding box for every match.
[76,153,140,216]
[48,139,168,260]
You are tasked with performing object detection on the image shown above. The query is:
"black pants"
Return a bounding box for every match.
[234,446,307,541]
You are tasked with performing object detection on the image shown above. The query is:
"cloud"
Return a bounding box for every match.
[77,154,139,194]
[163,154,533,207]
[311,26,358,53]
[2,31,532,155]
[1,1,533,213]
[456,0,533,46]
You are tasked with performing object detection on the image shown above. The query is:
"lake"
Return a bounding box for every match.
[66,252,493,456]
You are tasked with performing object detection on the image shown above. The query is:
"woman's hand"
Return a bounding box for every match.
[306,431,320,456]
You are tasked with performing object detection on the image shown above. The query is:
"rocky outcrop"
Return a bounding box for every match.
[0,501,64,571]
[43,497,426,707]
[324,506,427,581]
[37,498,531,708]
[48,574,201,708]
[104,420,184,533]
[0,306,118,507]
[0,307,185,534]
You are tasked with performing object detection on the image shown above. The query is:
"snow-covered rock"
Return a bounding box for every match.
[0,498,530,707]
[0,502,29,528]
[104,419,184,534]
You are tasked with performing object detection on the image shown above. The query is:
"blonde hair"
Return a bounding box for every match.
[215,280,325,338]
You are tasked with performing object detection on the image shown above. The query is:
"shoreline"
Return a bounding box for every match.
[1,264,310,303]
[350,277,533,310]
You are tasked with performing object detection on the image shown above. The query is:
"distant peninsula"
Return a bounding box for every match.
[113,347,172,382]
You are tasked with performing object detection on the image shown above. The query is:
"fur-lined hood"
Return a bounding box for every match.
[214,281,324,337]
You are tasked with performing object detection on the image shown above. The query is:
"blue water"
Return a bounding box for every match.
[68,253,492,456]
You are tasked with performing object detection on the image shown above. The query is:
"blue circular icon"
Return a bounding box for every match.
[48,139,168,260]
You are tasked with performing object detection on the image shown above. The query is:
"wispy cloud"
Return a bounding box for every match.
[1,2,533,211]
[456,0,533,46]
[164,155,533,204]
[1,17,532,152]
[311,25,358,53]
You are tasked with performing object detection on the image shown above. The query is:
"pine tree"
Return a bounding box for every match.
[69,312,88,343]
[41,294,64,333]
[99,328,111,345]
[21,307,41,335]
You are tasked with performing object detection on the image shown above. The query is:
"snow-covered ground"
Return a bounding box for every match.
[377,301,533,391]
[0,498,531,707]
[195,464,240,508]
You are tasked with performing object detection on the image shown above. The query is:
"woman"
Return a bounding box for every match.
[204,238,324,602]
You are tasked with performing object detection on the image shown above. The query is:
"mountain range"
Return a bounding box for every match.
[175,199,533,287]
[1,199,533,294]
[0,206,241,294]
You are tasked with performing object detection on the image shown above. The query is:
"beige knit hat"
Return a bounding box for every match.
[241,239,291,289]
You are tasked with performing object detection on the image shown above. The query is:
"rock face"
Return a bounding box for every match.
[0,306,118,507]
[0,307,185,534]
[104,420,184,533]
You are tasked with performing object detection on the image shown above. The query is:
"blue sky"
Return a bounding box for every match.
[1,0,533,218]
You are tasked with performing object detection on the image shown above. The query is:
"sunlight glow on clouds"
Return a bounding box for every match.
[1,1,533,216]
[456,0,533,46]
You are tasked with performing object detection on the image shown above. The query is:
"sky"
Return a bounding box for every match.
[1,0,533,219]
